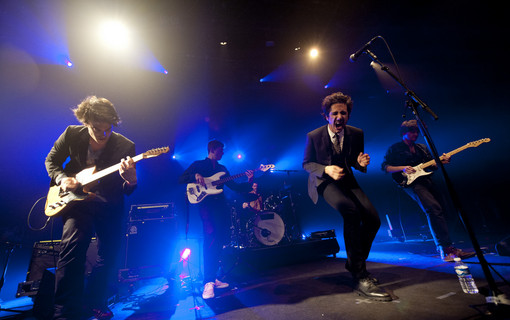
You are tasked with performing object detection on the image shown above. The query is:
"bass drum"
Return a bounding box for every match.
[252,212,285,246]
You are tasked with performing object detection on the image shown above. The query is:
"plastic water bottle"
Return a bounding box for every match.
[454,257,478,294]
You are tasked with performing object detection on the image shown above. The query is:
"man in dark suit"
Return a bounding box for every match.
[303,92,391,301]
[46,96,137,319]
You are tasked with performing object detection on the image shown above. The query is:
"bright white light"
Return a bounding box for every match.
[310,48,319,59]
[98,20,131,49]
[180,248,191,261]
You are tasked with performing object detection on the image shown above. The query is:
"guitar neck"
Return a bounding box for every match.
[79,153,144,185]
[212,171,252,186]
[213,167,267,186]
[419,144,473,170]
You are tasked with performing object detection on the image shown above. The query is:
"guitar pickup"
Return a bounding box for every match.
[48,200,66,210]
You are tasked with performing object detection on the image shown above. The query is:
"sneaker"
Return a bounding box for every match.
[202,282,215,299]
[440,246,476,262]
[91,307,114,320]
[214,279,229,289]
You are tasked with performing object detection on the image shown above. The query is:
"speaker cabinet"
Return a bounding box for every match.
[123,218,178,271]
[16,239,97,298]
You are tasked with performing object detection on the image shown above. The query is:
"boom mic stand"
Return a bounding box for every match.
[357,41,508,316]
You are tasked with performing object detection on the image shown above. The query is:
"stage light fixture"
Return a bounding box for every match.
[232,151,245,162]
[180,248,191,262]
[309,48,319,59]
[98,20,131,49]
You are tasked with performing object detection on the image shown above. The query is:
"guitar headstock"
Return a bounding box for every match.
[468,138,491,148]
[143,147,169,158]
[258,164,275,172]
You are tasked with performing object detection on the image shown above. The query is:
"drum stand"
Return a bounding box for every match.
[229,202,247,249]
[274,170,303,243]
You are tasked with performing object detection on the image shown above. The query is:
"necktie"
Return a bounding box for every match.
[333,134,341,153]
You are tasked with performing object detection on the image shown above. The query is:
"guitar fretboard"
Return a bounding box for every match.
[78,153,145,185]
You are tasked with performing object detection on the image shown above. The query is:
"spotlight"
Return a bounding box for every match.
[309,48,319,59]
[98,20,131,49]
[180,248,191,261]
[233,151,245,162]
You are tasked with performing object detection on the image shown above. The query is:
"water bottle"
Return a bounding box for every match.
[453,257,478,294]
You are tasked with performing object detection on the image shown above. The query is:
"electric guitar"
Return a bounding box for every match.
[393,138,490,186]
[186,164,275,204]
[45,147,169,217]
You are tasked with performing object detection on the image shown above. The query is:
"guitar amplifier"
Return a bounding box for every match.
[123,203,179,279]
[16,239,98,297]
[129,203,175,222]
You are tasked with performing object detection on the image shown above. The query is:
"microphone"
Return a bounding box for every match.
[349,36,379,62]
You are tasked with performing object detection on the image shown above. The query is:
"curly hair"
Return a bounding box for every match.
[72,96,121,126]
[321,92,353,118]
[400,120,419,136]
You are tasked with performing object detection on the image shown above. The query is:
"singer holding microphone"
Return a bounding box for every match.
[303,92,392,301]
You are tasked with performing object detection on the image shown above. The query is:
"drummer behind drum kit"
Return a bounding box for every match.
[230,192,295,248]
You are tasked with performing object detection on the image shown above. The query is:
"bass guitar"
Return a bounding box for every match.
[45,147,169,217]
[393,138,490,186]
[186,164,274,204]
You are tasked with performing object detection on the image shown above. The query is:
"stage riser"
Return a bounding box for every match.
[222,238,340,276]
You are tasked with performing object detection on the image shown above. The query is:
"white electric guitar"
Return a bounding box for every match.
[186,164,274,204]
[45,147,169,217]
[393,138,490,186]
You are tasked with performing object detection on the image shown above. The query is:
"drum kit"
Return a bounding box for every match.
[229,189,299,249]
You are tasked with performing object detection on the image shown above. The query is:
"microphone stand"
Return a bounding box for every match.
[362,48,508,315]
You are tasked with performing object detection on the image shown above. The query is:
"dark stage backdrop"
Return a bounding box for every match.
[1,1,509,300]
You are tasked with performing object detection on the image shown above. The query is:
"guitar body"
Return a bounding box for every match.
[187,172,226,204]
[44,147,169,217]
[45,185,96,217]
[397,165,433,187]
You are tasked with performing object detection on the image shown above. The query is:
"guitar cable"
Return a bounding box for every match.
[27,196,52,231]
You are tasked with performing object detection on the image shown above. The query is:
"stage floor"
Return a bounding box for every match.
[1,238,509,320]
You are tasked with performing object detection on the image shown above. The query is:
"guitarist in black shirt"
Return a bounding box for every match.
[382,120,474,262]
[179,139,253,299]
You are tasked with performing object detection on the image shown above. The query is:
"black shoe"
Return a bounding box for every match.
[354,278,392,302]
[440,246,476,262]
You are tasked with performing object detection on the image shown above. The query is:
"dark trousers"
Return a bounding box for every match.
[320,182,381,279]
[198,196,230,284]
[403,178,451,249]
[53,202,123,320]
